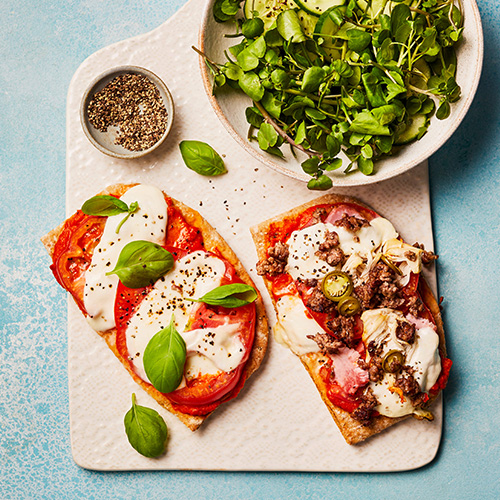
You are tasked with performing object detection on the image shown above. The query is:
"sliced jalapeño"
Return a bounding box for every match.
[382,350,405,373]
[337,296,361,317]
[380,254,403,276]
[321,271,353,302]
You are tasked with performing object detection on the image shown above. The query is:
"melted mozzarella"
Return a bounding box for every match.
[286,223,335,280]
[274,294,322,355]
[381,238,423,286]
[125,252,245,383]
[84,185,168,331]
[285,218,400,284]
[183,322,244,373]
[362,308,441,417]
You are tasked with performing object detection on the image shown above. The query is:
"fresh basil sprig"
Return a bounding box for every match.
[81,195,139,234]
[188,283,257,308]
[179,140,227,176]
[106,240,174,288]
[124,393,168,458]
[143,315,187,394]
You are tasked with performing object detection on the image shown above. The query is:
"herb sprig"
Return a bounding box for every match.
[124,393,169,458]
[202,0,463,188]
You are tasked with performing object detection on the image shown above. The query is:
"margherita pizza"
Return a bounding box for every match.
[42,184,268,430]
[251,194,451,444]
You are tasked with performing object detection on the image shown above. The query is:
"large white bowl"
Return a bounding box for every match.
[199,0,483,186]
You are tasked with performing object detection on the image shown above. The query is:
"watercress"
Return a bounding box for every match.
[106,240,174,288]
[143,315,187,394]
[124,393,168,458]
[202,0,464,187]
[179,140,227,176]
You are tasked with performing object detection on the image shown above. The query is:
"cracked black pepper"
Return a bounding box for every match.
[87,73,168,152]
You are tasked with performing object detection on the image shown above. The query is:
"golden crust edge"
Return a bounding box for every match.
[42,183,268,432]
[250,193,446,445]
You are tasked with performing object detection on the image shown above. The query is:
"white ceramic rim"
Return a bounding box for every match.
[80,65,175,159]
[198,0,484,186]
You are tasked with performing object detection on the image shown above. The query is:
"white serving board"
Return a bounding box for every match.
[66,0,441,471]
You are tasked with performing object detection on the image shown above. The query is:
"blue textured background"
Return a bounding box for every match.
[0,0,498,498]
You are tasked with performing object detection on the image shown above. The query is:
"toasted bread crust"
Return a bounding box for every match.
[250,194,445,444]
[43,184,268,431]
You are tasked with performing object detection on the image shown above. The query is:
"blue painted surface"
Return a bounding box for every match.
[0,0,498,498]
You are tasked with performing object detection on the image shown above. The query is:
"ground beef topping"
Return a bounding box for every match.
[396,320,416,344]
[352,387,379,425]
[394,368,429,408]
[406,294,424,317]
[334,213,370,233]
[355,261,404,310]
[360,342,385,382]
[394,368,421,397]
[305,284,336,313]
[315,230,345,267]
[413,242,438,265]
[256,242,289,276]
[326,315,357,348]
[309,207,327,225]
[306,332,344,355]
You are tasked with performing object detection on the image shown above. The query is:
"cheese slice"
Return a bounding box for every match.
[125,251,245,383]
[83,184,168,331]
[362,308,441,417]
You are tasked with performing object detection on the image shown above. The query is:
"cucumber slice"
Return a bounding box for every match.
[369,0,388,18]
[394,114,429,145]
[297,9,319,36]
[314,7,340,48]
[244,0,298,30]
[295,0,346,17]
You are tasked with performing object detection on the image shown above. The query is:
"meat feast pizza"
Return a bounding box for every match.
[42,183,267,431]
[251,194,451,444]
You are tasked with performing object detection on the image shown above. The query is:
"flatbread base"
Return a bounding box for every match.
[42,184,268,431]
[250,193,445,445]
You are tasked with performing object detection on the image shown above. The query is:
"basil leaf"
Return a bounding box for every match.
[81,195,130,216]
[189,283,257,308]
[107,240,174,288]
[124,393,168,458]
[143,315,186,393]
[179,140,227,176]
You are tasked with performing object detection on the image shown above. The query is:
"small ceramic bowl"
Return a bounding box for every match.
[80,66,175,159]
[199,1,483,186]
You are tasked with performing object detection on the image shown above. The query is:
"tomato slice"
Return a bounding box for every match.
[114,251,256,415]
[270,273,297,299]
[165,202,204,252]
[429,356,452,395]
[50,211,106,313]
